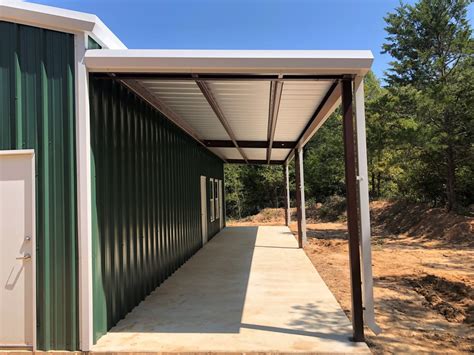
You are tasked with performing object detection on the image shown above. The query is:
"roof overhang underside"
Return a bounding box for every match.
[85,50,373,165]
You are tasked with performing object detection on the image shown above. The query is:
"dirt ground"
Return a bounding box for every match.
[228,202,474,354]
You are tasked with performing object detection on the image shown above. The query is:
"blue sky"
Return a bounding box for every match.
[29,0,473,80]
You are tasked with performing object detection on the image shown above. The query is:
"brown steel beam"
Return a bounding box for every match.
[270,141,295,149]
[341,78,365,342]
[226,159,285,165]
[203,140,295,149]
[91,73,344,81]
[267,79,284,163]
[195,79,249,163]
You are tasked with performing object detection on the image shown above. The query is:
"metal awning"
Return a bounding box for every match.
[84,50,373,165]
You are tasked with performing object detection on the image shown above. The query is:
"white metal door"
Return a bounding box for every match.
[200,176,208,245]
[0,150,36,349]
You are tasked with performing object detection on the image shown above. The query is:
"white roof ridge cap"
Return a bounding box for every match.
[0,0,126,49]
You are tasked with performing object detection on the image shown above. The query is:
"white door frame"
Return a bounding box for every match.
[200,176,208,245]
[0,149,36,350]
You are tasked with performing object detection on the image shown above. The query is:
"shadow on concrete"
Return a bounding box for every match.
[110,226,258,333]
[241,301,352,342]
[288,301,353,339]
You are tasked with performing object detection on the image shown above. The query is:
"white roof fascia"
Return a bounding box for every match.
[84,49,373,75]
[0,0,126,49]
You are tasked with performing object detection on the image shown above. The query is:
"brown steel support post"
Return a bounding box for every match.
[284,164,290,226]
[294,148,306,248]
[342,78,365,342]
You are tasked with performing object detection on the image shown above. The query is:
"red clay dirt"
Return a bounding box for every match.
[228,201,473,354]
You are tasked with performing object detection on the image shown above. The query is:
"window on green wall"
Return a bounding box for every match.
[210,178,215,222]
[215,179,219,220]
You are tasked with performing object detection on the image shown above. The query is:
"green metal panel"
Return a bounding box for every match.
[0,21,78,350]
[90,78,224,342]
[87,36,102,49]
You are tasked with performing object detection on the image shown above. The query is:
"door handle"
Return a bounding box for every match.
[16,253,31,260]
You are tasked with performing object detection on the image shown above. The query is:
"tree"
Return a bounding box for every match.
[304,111,345,202]
[383,0,473,210]
[366,75,422,199]
[224,164,285,219]
[224,164,245,219]
[365,72,390,197]
[383,0,472,86]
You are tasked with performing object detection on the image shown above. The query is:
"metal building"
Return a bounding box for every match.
[0,1,378,352]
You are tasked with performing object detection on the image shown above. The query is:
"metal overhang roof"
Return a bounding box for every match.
[85,50,373,165]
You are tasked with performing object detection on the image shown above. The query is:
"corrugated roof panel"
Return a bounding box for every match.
[274,81,334,142]
[208,147,243,160]
[140,80,230,140]
[209,147,289,162]
[242,148,267,160]
[135,79,337,164]
[205,81,270,141]
[269,148,292,161]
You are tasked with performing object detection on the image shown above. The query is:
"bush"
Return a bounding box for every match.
[318,195,347,222]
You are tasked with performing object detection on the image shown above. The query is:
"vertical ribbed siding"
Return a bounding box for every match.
[87,36,101,50]
[90,78,224,342]
[0,21,78,350]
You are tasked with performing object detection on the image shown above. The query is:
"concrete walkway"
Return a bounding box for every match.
[92,226,370,354]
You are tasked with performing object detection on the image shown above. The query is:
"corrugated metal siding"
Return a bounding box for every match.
[89,78,224,342]
[0,21,78,350]
[87,36,101,50]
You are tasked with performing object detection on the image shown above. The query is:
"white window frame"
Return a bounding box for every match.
[214,179,219,220]
[218,179,224,226]
[209,178,215,222]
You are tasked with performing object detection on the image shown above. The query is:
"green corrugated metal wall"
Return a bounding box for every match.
[87,36,101,50]
[89,77,224,342]
[0,21,78,350]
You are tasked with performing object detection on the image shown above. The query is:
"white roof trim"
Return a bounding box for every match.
[0,0,126,49]
[84,49,373,75]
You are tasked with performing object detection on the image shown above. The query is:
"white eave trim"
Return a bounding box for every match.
[0,0,126,49]
[84,49,374,75]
